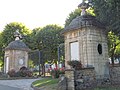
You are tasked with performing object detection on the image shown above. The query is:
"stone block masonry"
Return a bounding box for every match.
[65,69,75,90]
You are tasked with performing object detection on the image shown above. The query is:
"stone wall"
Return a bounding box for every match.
[75,68,96,90]
[57,76,67,90]
[65,69,75,90]
[63,66,120,90]
[110,65,120,84]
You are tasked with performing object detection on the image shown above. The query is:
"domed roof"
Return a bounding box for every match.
[5,40,30,51]
[62,15,106,34]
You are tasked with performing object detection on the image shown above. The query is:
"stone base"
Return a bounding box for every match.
[65,69,75,90]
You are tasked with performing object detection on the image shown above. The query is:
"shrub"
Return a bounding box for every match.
[20,66,28,71]
[50,68,65,78]
[7,66,33,77]
[19,66,33,77]
[7,69,16,77]
[51,69,60,78]
[67,60,82,70]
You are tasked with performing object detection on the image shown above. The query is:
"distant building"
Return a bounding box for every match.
[4,30,30,73]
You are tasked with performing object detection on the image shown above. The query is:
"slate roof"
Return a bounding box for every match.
[62,15,106,34]
[5,40,30,51]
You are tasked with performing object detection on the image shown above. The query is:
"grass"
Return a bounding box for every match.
[32,78,120,90]
[32,77,59,87]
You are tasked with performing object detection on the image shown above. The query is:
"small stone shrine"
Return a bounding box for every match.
[4,30,30,73]
[61,0,110,90]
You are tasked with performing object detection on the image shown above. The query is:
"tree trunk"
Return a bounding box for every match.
[41,64,45,77]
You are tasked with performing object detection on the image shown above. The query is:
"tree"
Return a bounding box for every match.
[25,28,40,50]
[0,22,32,70]
[93,0,120,35]
[108,32,120,65]
[65,7,95,27]
[28,25,64,76]
[1,22,31,47]
[0,32,4,71]
[65,9,81,27]
[35,25,64,65]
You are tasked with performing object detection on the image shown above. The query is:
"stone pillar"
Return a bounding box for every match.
[65,69,75,90]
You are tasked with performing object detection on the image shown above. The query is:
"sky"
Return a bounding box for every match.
[0,0,82,31]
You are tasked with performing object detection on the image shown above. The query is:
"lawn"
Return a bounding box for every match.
[32,78,120,90]
[32,77,59,90]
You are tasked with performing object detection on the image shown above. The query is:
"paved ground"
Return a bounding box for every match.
[0,84,22,90]
[0,78,40,90]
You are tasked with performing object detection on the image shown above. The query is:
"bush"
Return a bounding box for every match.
[7,69,16,77]
[19,66,33,77]
[51,69,60,78]
[67,60,82,70]
[50,68,65,78]
[7,66,33,77]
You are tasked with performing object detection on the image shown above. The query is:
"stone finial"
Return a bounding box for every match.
[78,0,89,16]
[14,29,22,40]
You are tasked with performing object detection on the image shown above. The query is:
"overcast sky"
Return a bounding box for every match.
[0,0,82,31]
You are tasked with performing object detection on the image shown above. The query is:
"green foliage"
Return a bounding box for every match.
[0,60,3,67]
[108,32,120,64]
[28,51,41,65]
[50,69,60,78]
[93,0,120,35]
[0,33,4,69]
[65,8,81,27]
[35,25,64,64]
[28,60,35,68]
[65,7,95,27]
[25,28,40,50]
[0,22,64,74]
[0,22,32,69]
[50,68,65,78]
[1,22,31,47]
[86,7,95,16]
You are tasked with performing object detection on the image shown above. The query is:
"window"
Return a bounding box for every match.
[70,42,79,61]
[98,44,102,54]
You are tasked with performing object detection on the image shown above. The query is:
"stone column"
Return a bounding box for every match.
[65,69,75,90]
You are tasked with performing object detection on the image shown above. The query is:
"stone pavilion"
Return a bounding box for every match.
[62,1,109,78]
[61,1,110,89]
[4,30,30,73]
